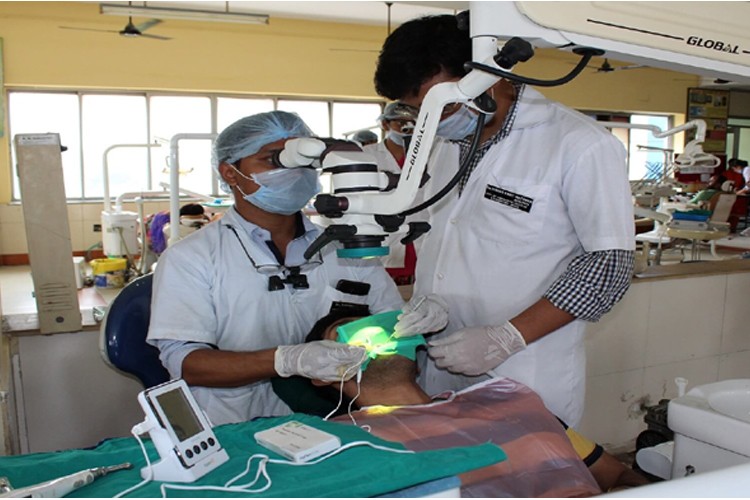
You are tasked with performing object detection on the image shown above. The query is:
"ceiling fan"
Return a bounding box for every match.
[591,58,646,73]
[59,16,171,41]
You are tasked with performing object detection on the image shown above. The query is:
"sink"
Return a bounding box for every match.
[709,385,750,423]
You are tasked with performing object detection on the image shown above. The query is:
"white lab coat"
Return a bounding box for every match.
[742,166,750,186]
[148,208,404,425]
[364,141,402,175]
[414,87,634,426]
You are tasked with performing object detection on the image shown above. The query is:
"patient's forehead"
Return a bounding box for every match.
[323,317,359,341]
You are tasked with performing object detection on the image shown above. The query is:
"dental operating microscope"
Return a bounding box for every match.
[273,2,750,261]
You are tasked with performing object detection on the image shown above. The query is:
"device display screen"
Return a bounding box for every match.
[155,388,204,442]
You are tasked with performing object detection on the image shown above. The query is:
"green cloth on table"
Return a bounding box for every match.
[0,413,506,498]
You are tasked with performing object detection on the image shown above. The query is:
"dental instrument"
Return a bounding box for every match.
[0,463,131,498]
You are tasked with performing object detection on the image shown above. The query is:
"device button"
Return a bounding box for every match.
[208,437,216,446]
[193,445,202,455]
[201,441,208,450]
[185,449,194,459]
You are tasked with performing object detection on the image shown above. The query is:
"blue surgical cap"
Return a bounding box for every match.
[212,111,314,192]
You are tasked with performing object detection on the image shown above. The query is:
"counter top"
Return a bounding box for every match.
[4,256,750,333]
[634,257,750,281]
[1,266,118,334]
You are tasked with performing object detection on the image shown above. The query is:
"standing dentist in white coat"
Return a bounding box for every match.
[376,15,635,426]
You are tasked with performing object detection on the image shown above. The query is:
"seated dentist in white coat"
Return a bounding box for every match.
[379,15,635,427]
[147,111,404,426]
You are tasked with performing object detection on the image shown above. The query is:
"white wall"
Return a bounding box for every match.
[0,201,172,257]
[580,272,750,450]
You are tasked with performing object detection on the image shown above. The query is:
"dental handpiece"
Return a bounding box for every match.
[411,296,427,311]
[0,463,131,498]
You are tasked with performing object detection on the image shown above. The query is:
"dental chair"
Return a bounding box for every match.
[635,205,674,266]
[662,193,736,261]
[707,192,737,258]
[99,273,170,388]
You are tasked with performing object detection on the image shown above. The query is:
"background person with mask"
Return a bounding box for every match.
[724,157,747,194]
[350,129,378,147]
[364,102,418,174]
[147,111,404,426]
[364,102,421,285]
[381,15,635,427]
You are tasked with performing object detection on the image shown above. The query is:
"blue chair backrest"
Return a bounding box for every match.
[100,273,170,388]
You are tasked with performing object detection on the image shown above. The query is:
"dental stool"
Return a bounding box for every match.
[668,379,750,478]
[99,273,170,388]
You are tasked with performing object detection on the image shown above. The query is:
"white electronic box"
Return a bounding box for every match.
[135,379,229,483]
[254,420,341,463]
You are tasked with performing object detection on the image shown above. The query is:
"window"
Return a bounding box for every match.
[8,90,383,201]
[628,114,672,182]
[590,112,673,181]
[149,95,212,196]
[82,94,148,199]
[277,100,330,136]
[332,102,383,140]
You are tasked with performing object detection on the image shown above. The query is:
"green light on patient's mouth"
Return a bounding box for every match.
[335,311,426,371]
[346,326,397,356]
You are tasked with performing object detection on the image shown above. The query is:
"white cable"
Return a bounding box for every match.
[113,431,154,498]
[225,455,272,490]
[160,441,413,497]
[224,454,269,488]
[322,349,367,422]
[322,372,347,422]
[346,369,363,426]
[161,455,274,497]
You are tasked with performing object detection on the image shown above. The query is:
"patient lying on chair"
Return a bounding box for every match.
[273,310,648,497]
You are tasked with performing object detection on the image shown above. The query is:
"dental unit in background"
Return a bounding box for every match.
[100,134,223,276]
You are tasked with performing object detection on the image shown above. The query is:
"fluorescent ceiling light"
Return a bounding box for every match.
[99,3,269,25]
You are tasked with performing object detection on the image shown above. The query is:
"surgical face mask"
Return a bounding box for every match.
[232,165,320,215]
[436,105,479,140]
[386,130,408,147]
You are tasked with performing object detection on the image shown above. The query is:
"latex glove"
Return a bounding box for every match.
[393,294,449,337]
[275,340,366,382]
[428,321,527,376]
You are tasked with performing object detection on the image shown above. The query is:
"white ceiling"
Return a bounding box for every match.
[124,1,470,27]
